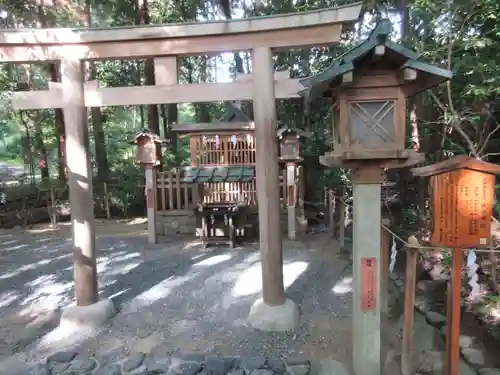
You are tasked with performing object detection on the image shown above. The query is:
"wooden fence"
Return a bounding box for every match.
[155,168,293,213]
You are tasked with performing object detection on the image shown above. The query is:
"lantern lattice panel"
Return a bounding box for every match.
[349,101,395,147]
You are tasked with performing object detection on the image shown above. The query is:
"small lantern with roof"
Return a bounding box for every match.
[276,124,312,163]
[129,129,167,166]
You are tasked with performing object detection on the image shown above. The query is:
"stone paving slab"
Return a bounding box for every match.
[19,351,350,375]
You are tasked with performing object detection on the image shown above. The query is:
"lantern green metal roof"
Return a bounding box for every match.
[276,124,313,139]
[183,165,255,183]
[299,19,453,103]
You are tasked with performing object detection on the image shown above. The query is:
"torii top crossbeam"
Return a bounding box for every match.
[0,3,362,62]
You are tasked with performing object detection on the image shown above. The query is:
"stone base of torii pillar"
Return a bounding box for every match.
[248,298,299,331]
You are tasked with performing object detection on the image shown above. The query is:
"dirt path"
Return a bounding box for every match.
[0,227,358,372]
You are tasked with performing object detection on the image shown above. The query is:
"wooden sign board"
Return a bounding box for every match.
[361,257,377,311]
[430,169,494,248]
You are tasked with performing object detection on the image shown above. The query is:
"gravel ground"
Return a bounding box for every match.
[0,230,354,371]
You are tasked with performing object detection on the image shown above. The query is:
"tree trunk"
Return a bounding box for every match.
[37,5,66,182]
[23,64,49,182]
[135,0,161,132]
[85,0,109,185]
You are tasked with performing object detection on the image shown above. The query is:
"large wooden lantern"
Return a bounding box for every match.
[276,124,312,162]
[129,129,166,166]
[300,19,453,168]
[298,18,454,375]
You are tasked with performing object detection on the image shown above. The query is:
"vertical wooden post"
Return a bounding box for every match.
[352,176,382,375]
[286,162,296,240]
[297,165,305,224]
[401,244,418,375]
[380,218,391,313]
[337,189,345,248]
[61,58,98,306]
[145,167,157,244]
[49,185,57,226]
[252,46,285,306]
[445,249,462,375]
[103,182,111,220]
[329,189,335,238]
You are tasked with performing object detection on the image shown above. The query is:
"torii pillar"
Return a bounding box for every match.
[58,58,115,327]
[247,47,299,331]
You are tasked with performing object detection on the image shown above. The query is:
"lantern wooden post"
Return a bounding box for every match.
[412,156,500,375]
[277,125,311,241]
[286,162,296,240]
[62,57,98,306]
[129,129,165,244]
[299,18,453,375]
[248,47,299,332]
[350,166,386,375]
[145,167,157,244]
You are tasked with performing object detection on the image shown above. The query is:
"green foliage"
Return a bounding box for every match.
[0,0,499,224]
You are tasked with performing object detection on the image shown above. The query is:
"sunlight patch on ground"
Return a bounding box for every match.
[123,218,147,225]
[231,260,309,297]
[19,275,74,316]
[1,239,18,246]
[35,323,95,358]
[2,243,29,252]
[97,251,142,272]
[0,291,20,308]
[0,253,72,280]
[332,276,353,295]
[184,240,203,250]
[121,271,199,313]
[193,253,233,267]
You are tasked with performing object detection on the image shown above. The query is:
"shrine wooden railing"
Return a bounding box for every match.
[190,134,256,166]
[155,168,292,213]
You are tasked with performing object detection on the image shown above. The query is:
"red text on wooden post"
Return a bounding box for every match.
[361,257,377,311]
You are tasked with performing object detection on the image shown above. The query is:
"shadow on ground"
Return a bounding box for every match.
[0,231,354,368]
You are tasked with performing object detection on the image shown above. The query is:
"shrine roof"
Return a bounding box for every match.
[183,165,255,183]
[411,155,500,177]
[299,19,453,103]
[219,102,252,122]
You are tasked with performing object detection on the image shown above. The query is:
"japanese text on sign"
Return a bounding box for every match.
[431,169,494,248]
[361,257,377,311]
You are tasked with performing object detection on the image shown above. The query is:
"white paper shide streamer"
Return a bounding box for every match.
[467,250,480,300]
[389,234,397,274]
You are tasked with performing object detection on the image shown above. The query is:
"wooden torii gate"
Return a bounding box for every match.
[0,3,362,331]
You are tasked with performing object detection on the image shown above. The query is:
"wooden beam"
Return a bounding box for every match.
[402,67,417,81]
[0,24,347,62]
[236,69,290,82]
[0,4,362,45]
[10,79,305,109]
[172,121,255,133]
